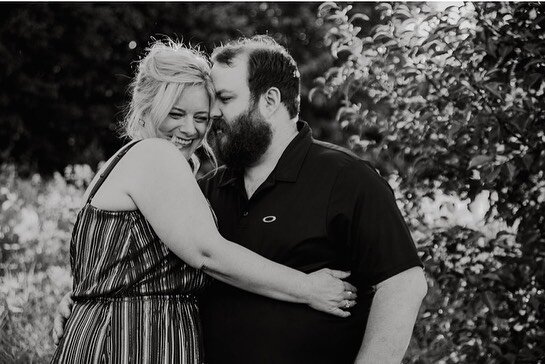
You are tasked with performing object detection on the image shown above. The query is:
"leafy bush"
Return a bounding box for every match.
[313,2,545,362]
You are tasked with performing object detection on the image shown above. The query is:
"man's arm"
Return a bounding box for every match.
[327,159,427,362]
[355,266,427,363]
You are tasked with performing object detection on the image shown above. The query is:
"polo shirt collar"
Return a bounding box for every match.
[218,120,312,187]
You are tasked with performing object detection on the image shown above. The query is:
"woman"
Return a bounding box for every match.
[51,40,357,363]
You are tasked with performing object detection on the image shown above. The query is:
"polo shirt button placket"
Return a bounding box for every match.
[239,207,250,228]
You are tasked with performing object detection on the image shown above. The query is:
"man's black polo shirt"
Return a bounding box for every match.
[198,121,422,364]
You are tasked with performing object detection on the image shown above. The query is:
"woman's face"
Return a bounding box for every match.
[159,85,210,160]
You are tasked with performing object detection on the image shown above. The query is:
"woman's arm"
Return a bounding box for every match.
[125,139,356,316]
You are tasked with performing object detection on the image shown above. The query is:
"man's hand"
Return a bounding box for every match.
[52,291,74,345]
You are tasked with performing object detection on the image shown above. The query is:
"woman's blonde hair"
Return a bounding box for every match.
[121,39,217,170]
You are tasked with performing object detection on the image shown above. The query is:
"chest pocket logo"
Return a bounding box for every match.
[262,215,277,223]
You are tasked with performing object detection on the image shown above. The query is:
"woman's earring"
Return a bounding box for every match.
[139,118,145,127]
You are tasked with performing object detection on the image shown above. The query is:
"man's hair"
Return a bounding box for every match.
[211,35,300,118]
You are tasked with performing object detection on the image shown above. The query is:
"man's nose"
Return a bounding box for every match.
[210,99,222,120]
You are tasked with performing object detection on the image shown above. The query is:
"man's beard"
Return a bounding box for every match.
[212,105,273,170]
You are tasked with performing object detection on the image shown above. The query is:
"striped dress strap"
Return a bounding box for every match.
[86,139,143,204]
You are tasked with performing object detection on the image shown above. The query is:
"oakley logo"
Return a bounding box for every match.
[262,216,277,223]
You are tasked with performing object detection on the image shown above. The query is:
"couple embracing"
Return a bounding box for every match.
[51,35,427,364]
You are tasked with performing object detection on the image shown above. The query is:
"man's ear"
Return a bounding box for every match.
[259,87,281,118]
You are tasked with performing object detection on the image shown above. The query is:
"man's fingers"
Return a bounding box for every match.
[328,270,351,279]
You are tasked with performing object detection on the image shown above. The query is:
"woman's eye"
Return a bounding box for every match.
[195,116,209,124]
[220,97,232,103]
[169,113,185,119]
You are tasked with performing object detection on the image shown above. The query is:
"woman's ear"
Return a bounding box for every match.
[259,87,281,118]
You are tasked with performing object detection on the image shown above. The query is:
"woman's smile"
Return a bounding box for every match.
[170,134,196,149]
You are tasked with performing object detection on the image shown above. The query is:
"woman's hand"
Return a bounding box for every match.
[305,269,357,317]
[52,291,73,345]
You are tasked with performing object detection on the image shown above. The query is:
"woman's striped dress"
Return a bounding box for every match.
[52,141,209,363]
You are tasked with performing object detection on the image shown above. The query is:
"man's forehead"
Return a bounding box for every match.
[211,53,248,91]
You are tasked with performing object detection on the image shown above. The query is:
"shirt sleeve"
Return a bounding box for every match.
[327,159,423,288]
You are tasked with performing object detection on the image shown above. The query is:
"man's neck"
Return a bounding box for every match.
[243,118,298,198]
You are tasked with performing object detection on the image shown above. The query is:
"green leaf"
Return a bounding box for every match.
[308,87,321,103]
[324,67,340,81]
[483,273,502,282]
[489,344,503,355]
[314,77,326,86]
[525,73,543,88]
[523,58,545,70]
[444,5,460,13]
[469,155,493,168]
[434,49,449,57]
[375,3,392,13]
[483,291,496,312]
[523,42,540,53]
[326,13,346,21]
[505,162,517,181]
[512,115,530,132]
[522,154,534,169]
[436,24,459,33]
[335,106,357,122]
[349,13,369,23]
[448,124,462,139]
[423,13,437,22]
[500,45,513,58]
[487,40,497,57]
[484,83,503,99]
[423,32,441,45]
[485,165,502,183]
[393,8,412,21]
[421,111,434,122]
[373,32,393,43]
[332,45,354,59]
[460,80,478,94]
[318,2,340,17]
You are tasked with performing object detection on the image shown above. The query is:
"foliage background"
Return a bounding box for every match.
[1,2,544,363]
[312,2,544,363]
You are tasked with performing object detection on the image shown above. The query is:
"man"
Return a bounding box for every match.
[198,35,427,363]
[54,35,427,363]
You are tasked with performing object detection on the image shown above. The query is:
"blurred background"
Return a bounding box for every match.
[1,2,544,363]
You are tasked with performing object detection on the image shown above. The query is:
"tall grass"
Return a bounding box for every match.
[0,164,89,363]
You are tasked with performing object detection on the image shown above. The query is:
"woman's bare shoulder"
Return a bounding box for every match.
[122,138,193,185]
[124,138,186,166]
